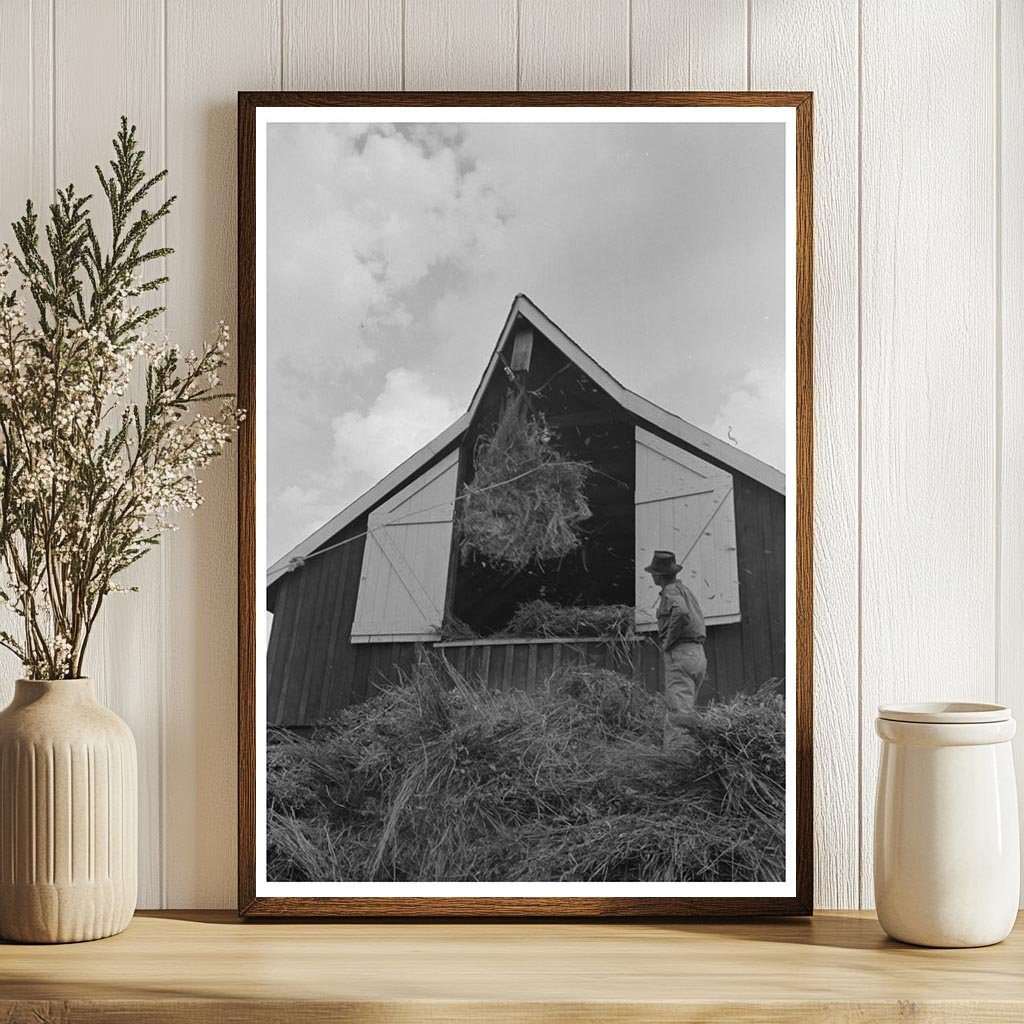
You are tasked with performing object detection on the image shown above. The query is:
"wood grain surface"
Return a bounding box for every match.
[165,0,280,910]
[631,0,747,91]
[1003,0,1024,891]
[519,0,629,90]
[53,0,167,911]
[1,910,1023,1023]
[751,0,860,914]
[404,0,517,90]
[282,0,402,91]
[858,1,998,910]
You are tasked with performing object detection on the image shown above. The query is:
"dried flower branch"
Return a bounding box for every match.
[0,118,241,679]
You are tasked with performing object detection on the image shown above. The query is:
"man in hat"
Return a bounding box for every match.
[645,549,707,754]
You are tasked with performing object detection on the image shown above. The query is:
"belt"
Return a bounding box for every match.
[666,637,705,645]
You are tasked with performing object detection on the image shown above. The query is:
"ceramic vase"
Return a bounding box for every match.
[874,701,1019,948]
[0,678,137,943]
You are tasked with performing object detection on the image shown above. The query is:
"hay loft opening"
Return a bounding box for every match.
[450,317,635,636]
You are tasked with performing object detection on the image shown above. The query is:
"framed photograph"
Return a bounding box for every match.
[238,91,812,917]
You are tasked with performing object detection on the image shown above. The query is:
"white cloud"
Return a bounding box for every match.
[269,484,339,561]
[267,125,509,557]
[331,366,462,491]
[269,368,461,561]
[268,124,509,377]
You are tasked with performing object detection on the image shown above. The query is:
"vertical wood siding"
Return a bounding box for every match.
[1,0,1017,910]
[268,517,367,726]
[434,634,735,704]
[1002,0,1024,904]
[519,0,629,90]
[749,0,861,913]
[440,640,659,694]
[858,0,997,910]
[55,0,166,911]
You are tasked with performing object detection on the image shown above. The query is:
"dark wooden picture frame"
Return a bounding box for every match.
[238,91,813,918]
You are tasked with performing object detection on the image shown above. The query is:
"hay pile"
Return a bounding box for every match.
[441,601,635,643]
[503,599,636,641]
[458,396,591,570]
[267,655,786,883]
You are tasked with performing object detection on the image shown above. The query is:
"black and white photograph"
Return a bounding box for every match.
[249,100,805,910]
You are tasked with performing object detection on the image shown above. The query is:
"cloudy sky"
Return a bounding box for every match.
[267,119,786,563]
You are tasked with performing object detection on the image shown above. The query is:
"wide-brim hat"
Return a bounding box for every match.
[644,550,682,575]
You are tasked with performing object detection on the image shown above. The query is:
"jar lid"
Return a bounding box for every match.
[877,701,1011,724]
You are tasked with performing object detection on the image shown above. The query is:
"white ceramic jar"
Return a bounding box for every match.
[874,702,1019,947]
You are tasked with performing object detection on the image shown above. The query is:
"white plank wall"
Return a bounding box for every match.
[631,1,746,91]
[404,0,516,89]
[750,0,860,911]
[1004,0,1024,905]
[54,0,168,911]
[163,0,280,909]
[283,0,402,90]
[519,0,629,90]
[0,0,52,690]
[859,0,998,909]
[0,0,1018,910]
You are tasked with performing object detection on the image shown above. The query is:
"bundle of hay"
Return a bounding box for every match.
[267,654,786,884]
[503,600,636,641]
[503,599,638,666]
[459,396,591,571]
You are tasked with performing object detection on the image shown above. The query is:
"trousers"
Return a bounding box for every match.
[662,642,707,753]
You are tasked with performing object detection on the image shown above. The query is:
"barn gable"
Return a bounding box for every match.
[268,293,782,592]
[266,294,787,727]
[448,314,637,633]
[467,295,784,494]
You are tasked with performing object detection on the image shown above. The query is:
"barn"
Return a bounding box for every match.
[267,294,786,729]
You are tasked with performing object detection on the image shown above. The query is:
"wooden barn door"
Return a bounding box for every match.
[634,427,740,630]
[350,450,459,643]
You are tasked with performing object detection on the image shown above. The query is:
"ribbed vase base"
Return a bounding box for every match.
[0,880,135,943]
[0,679,139,945]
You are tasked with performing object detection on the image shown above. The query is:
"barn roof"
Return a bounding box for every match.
[267,294,785,587]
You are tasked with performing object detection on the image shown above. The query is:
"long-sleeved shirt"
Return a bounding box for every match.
[656,579,706,651]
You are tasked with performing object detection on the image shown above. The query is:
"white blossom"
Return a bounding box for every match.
[0,242,241,678]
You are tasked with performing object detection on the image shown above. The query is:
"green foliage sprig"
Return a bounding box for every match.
[0,118,241,679]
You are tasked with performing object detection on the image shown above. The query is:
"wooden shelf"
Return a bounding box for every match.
[2,910,1022,1022]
